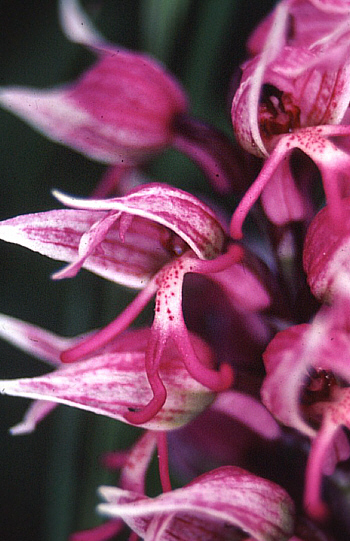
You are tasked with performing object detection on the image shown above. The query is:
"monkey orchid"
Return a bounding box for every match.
[0,318,217,433]
[0,183,245,423]
[261,314,350,521]
[0,0,242,196]
[230,0,350,235]
[0,308,287,541]
[96,466,295,541]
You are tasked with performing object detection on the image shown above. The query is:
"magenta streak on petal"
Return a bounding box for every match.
[0,209,171,288]
[120,432,157,493]
[97,466,295,540]
[156,432,172,493]
[60,278,158,363]
[304,418,336,522]
[52,183,225,261]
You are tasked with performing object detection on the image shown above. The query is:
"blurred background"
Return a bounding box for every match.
[0,1,276,539]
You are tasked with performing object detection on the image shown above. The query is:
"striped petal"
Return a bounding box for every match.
[97,466,295,541]
[53,183,226,260]
[0,329,215,431]
[0,208,171,288]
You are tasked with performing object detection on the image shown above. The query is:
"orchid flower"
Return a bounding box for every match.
[97,465,295,541]
[230,0,350,234]
[0,0,243,196]
[0,317,216,433]
[261,313,350,521]
[0,183,245,422]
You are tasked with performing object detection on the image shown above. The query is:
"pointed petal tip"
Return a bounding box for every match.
[9,421,35,436]
[58,0,106,49]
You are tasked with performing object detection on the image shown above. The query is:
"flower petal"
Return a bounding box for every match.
[53,183,226,260]
[0,312,73,366]
[0,330,215,431]
[59,0,107,50]
[97,466,295,541]
[212,390,281,441]
[9,400,58,436]
[262,314,350,437]
[231,2,290,157]
[0,209,171,288]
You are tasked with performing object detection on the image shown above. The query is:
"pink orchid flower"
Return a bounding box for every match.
[303,196,350,305]
[261,314,350,521]
[0,183,244,423]
[0,0,242,196]
[0,315,216,433]
[230,0,350,234]
[97,465,295,541]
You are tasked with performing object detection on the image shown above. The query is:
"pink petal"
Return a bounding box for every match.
[0,333,215,431]
[0,312,73,366]
[9,400,58,435]
[53,183,226,260]
[59,0,107,50]
[261,323,321,438]
[208,255,271,311]
[260,159,309,225]
[309,0,350,13]
[212,390,281,440]
[0,209,171,288]
[97,466,295,541]
[230,127,350,239]
[262,314,350,437]
[231,2,290,157]
[232,0,350,157]
[120,432,157,493]
[124,249,242,425]
[303,197,350,302]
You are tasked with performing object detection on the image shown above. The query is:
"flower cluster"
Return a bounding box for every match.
[2,0,350,539]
